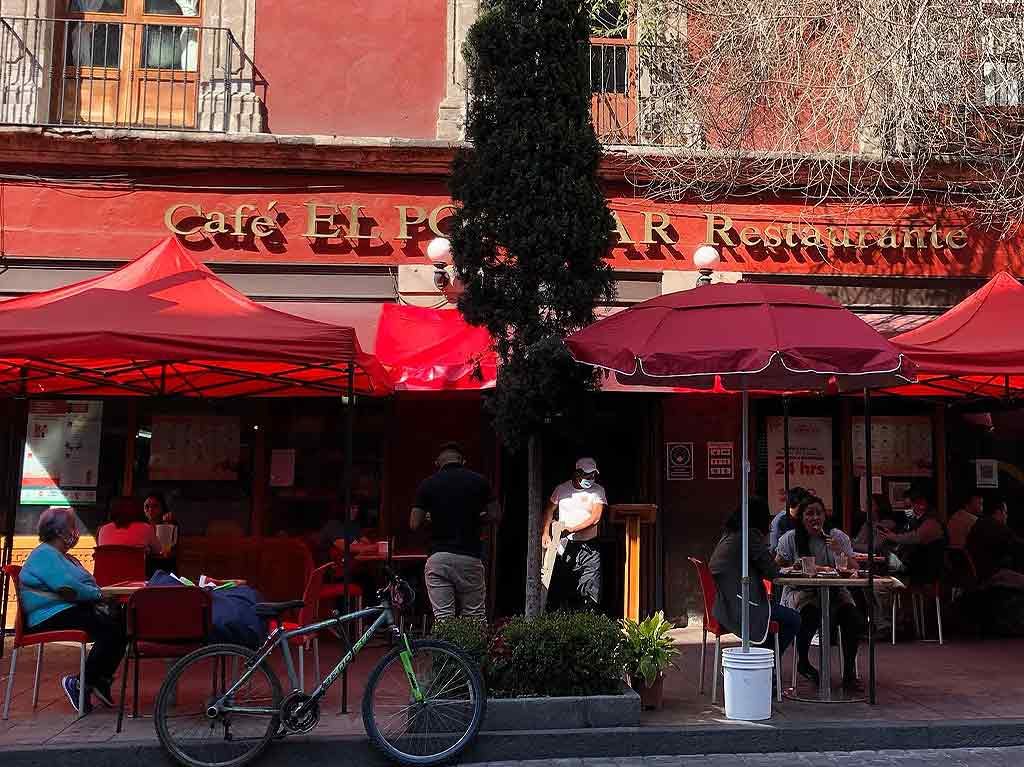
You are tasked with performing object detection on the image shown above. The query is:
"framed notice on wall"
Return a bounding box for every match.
[708,442,735,480]
[853,416,933,477]
[766,417,833,513]
[150,415,241,481]
[666,442,694,481]
[21,400,103,505]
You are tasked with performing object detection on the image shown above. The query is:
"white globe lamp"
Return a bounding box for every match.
[427,237,453,290]
[693,245,720,286]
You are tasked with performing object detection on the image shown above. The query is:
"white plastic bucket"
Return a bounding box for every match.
[721,647,775,721]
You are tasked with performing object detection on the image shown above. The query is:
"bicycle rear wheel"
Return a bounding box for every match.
[155,644,283,767]
[362,638,486,766]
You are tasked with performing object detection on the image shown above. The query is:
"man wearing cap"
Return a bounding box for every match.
[541,458,607,611]
[411,442,500,621]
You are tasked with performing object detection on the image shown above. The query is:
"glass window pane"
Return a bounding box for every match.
[68,0,125,12]
[144,0,200,16]
[65,21,122,67]
[590,45,628,94]
[590,0,627,39]
[141,24,198,70]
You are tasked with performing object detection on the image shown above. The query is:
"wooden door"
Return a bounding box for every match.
[55,0,200,128]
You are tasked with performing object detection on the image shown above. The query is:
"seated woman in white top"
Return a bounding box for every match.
[97,497,159,554]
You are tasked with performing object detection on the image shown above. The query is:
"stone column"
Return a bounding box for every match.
[198,0,266,133]
[0,0,58,124]
[436,0,479,141]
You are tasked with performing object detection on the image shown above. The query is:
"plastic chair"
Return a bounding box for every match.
[688,557,782,704]
[93,545,147,587]
[902,580,944,645]
[117,585,212,732]
[2,564,88,719]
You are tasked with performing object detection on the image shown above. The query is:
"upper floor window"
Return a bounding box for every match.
[982,9,1024,106]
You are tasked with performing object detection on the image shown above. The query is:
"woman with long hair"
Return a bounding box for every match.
[97,496,159,554]
[776,495,866,692]
[709,497,801,661]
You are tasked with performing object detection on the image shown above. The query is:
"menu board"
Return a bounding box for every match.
[21,400,103,505]
[150,415,241,481]
[853,416,933,477]
[766,417,833,512]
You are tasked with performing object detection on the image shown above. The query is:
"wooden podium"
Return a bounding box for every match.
[609,504,657,622]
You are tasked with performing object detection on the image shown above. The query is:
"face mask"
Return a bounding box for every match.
[63,528,80,550]
[579,478,594,489]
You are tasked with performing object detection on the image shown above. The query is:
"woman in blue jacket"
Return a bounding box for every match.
[20,507,127,713]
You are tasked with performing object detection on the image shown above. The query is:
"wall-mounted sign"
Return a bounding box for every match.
[666,442,694,481]
[21,401,103,505]
[976,459,999,488]
[766,417,833,513]
[853,416,933,477]
[708,442,735,480]
[150,415,241,481]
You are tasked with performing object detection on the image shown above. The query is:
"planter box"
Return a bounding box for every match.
[482,685,641,731]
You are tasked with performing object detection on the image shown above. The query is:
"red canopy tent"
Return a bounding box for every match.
[0,237,390,398]
[891,271,1024,398]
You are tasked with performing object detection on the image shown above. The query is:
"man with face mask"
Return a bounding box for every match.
[411,442,500,622]
[541,457,607,611]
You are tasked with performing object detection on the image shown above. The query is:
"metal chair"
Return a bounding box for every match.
[2,564,88,719]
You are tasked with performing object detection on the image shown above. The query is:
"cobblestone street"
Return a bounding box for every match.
[466,748,1024,767]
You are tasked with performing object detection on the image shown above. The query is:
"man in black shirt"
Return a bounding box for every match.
[411,442,499,621]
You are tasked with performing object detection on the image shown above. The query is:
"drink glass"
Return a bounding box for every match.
[836,552,849,574]
[801,556,817,577]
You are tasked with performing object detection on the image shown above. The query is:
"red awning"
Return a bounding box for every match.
[374,304,497,390]
[890,271,1024,397]
[0,237,391,397]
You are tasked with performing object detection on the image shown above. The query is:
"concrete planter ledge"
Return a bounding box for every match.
[482,685,641,731]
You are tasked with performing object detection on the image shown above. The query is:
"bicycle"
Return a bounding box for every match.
[153,572,486,767]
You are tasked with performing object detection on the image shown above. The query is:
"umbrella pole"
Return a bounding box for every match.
[741,389,750,651]
[783,397,791,509]
[864,388,876,704]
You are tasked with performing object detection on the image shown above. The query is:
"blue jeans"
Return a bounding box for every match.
[764,604,800,656]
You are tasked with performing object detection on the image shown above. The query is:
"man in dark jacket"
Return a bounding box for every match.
[411,442,500,621]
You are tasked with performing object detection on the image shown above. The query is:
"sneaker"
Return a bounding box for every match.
[91,681,115,708]
[61,675,91,714]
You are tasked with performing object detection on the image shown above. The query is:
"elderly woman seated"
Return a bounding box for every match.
[20,507,127,713]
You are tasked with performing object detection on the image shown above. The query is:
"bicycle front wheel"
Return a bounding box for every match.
[155,643,283,767]
[363,638,486,766]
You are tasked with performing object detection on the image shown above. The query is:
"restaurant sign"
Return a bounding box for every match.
[163,201,970,255]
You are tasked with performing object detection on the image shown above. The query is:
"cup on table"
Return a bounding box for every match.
[800,556,818,577]
[378,540,389,555]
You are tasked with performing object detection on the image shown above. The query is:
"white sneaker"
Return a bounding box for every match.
[810,632,820,646]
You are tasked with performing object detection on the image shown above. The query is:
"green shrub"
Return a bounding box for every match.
[487,611,625,698]
[432,616,490,667]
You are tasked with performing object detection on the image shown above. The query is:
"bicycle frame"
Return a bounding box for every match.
[208,601,400,719]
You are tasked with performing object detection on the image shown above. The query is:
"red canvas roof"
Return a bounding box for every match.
[890,271,1024,397]
[0,237,390,397]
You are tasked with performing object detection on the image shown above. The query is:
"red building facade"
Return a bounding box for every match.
[0,0,1014,619]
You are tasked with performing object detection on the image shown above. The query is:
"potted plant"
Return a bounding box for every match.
[621,611,679,710]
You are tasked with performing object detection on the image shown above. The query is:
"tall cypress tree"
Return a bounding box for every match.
[449,0,615,616]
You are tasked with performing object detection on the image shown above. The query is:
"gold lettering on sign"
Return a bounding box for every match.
[251,201,278,238]
[428,204,457,236]
[343,204,374,240]
[641,211,674,244]
[204,210,230,235]
[396,205,428,240]
[164,203,202,235]
[705,213,736,247]
[611,211,634,245]
[946,229,968,249]
[763,225,782,248]
[304,202,340,238]
[739,226,761,247]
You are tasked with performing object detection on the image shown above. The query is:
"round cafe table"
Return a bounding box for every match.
[773,574,903,703]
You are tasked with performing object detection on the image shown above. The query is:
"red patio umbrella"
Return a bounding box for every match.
[566,282,915,703]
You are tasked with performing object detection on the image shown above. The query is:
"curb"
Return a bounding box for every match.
[2,718,1023,765]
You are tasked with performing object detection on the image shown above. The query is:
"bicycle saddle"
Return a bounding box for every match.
[254,600,305,618]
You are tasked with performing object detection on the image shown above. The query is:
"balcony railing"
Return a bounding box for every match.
[0,16,266,132]
[590,42,703,148]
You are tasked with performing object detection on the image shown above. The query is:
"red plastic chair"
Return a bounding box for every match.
[117,585,212,732]
[93,545,147,587]
[688,557,782,703]
[2,564,88,719]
